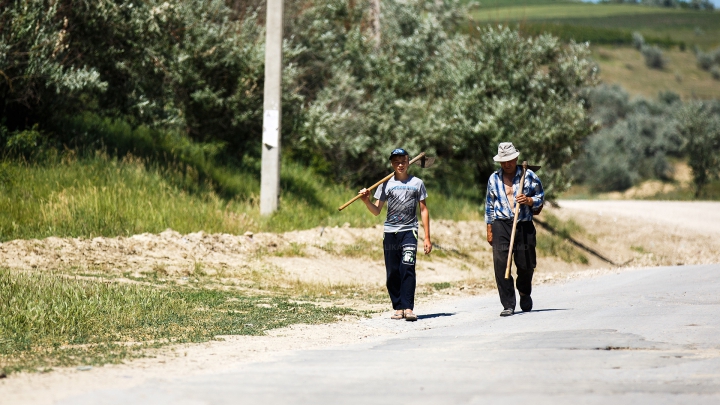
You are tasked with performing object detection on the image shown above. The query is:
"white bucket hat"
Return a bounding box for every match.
[493,142,520,162]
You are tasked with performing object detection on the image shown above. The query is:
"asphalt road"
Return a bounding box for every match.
[59,264,720,405]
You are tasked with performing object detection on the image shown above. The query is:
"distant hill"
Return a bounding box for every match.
[472,1,720,49]
[470,1,720,99]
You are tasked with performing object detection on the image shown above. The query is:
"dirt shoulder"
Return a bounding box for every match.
[2,201,719,404]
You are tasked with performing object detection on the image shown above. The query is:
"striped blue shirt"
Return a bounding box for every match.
[485,167,544,224]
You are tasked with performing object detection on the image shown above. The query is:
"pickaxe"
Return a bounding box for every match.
[505,160,541,279]
[338,152,436,211]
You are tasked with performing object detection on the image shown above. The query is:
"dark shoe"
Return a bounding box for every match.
[500,308,514,317]
[520,295,533,312]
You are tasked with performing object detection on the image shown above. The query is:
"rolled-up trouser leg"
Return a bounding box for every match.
[492,220,516,310]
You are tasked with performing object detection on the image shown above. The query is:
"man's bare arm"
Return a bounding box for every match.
[358,188,384,216]
[419,200,432,254]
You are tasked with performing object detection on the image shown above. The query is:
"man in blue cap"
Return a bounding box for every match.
[358,148,432,322]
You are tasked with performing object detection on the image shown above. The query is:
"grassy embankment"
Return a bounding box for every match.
[0,116,482,242]
[0,268,356,375]
[0,116,483,375]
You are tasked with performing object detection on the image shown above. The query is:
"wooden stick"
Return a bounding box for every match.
[337,152,426,211]
[504,161,528,279]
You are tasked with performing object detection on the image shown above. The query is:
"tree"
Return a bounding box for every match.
[677,102,720,197]
[294,0,598,199]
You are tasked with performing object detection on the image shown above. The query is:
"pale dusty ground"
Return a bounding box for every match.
[2,200,720,404]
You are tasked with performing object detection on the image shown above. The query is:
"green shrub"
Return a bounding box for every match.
[582,84,630,127]
[632,31,645,50]
[295,0,598,199]
[641,45,666,70]
[0,0,299,162]
[677,101,720,196]
[711,66,720,80]
[697,51,715,70]
[574,87,685,192]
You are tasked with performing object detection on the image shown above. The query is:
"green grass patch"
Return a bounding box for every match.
[0,153,481,241]
[473,4,681,22]
[0,113,484,241]
[518,22,680,46]
[0,268,355,374]
[431,282,452,290]
[470,0,580,6]
[274,242,308,258]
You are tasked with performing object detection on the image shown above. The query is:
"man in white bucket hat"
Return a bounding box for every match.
[485,142,544,317]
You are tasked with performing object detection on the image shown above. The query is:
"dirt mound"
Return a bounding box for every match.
[3,203,719,290]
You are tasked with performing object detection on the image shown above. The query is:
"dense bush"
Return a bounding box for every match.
[581,84,630,127]
[677,101,720,196]
[575,85,720,194]
[2,0,599,201]
[632,32,645,50]
[712,66,720,81]
[696,47,720,73]
[641,45,666,69]
[293,0,598,197]
[574,86,684,191]
[0,0,303,161]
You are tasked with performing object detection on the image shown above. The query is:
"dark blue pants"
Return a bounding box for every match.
[383,231,418,310]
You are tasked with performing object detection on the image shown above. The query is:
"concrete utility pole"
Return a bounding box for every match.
[260,0,284,215]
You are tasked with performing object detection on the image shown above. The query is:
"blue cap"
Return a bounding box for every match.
[388,148,409,160]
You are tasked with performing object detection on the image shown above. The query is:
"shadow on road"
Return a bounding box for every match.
[418,313,456,320]
[517,309,570,314]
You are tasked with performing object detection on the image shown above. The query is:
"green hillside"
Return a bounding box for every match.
[472,2,720,48]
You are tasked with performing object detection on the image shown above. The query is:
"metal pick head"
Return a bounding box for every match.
[419,156,436,168]
[528,165,541,172]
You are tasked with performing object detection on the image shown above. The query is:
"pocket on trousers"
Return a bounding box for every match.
[401,245,417,265]
[527,223,537,247]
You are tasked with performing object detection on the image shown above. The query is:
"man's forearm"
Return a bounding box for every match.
[363,199,381,216]
[421,209,430,240]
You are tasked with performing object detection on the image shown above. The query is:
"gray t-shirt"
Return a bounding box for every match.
[374,175,428,233]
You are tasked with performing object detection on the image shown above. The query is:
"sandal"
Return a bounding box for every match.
[404,310,418,322]
[391,310,405,320]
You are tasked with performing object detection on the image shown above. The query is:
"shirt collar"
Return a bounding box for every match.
[496,167,522,183]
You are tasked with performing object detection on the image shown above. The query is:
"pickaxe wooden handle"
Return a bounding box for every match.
[505,160,528,279]
[338,152,427,211]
